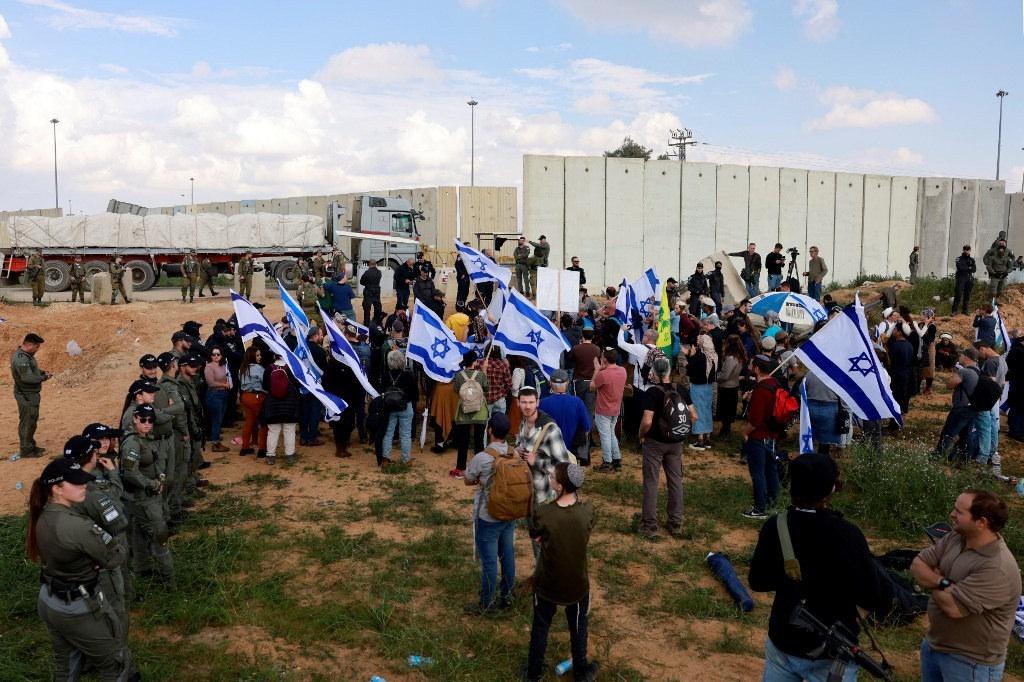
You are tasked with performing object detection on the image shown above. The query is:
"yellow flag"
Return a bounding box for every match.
[657,283,672,354]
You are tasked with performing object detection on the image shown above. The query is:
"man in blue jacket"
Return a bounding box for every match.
[539,370,592,465]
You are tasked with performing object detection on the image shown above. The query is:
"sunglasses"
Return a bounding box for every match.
[137,417,154,424]
[211,352,222,356]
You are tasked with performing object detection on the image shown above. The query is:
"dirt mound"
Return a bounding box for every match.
[828,279,911,306]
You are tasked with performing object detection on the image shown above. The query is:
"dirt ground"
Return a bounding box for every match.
[2,293,1023,680]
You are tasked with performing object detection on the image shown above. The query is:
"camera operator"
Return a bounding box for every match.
[766,243,786,292]
[749,453,887,681]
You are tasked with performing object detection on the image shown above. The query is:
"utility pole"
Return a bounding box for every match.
[996,90,1008,180]
[189,177,195,207]
[50,118,60,209]
[667,128,697,161]
[467,99,478,186]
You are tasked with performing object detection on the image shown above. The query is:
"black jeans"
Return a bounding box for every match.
[952,277,973,314]
[454,422,485,470]
[527,593,591,681]
[362,298,382,327]
[332,407,356,449]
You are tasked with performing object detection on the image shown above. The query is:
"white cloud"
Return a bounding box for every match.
[317,43,442,83]
[525,46,541,53]
[773,66,796,91]
[18,0,185,37]
[855,146,925,169]
[578,111,682,155]
[559,0,752,48]
[0,14,11,39]
[525,42,574,53]
[808,87,938,130]
[793,0,839,42]
[191,61,211,78]
[98,63,129,75]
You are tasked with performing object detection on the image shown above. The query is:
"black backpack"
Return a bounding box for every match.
[969,368,1002,412]
[381,371,406,412]
[655,384,692,443]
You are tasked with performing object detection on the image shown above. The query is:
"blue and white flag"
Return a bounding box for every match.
[614,278,634,323]
[798,381,815,454]
[995,300,1011,355]
[794,295,902,425]
[494,289,571,377]
[277,279,321,383]
[231,291,347,418]
[455,239,512,288]
[484,280,508,335]
[408,299,469,382]
[319,305,379,398]
[632,268,660,315]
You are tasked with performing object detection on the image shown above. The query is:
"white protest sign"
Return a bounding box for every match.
[535,267,580,313]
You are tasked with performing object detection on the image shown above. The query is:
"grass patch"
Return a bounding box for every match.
[304,528,383,565]
[241,472,291,489]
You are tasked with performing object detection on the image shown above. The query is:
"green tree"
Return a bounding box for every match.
[604,136,653,160]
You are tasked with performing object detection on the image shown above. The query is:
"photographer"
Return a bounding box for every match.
[749,453,887,681]
[766,243,786,292]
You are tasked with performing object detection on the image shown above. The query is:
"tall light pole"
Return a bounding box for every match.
[1020,147,1024,194]
[49,118,60,210]
[996,90,1008,180]
[189,177,195,207]
[467,99,478,186]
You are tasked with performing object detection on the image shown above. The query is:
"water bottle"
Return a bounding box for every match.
[370,677,386,682]
[1016,479,1024,498]
[407,655,433,668]
[10,454,20,462]
[15,481,24,491]
[555,659,573,676]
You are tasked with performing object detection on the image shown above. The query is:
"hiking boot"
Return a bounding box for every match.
[211,290,219,296]
[23,448,44,458]
[612,461,622,472]
[211,443,229,453]
[579,661,600,682]
[335,446,351,458]
[668,527,685,539]
[266,455,276,466]
[741,507,768,520]
[593,463,615,473]
[639,529,660,541]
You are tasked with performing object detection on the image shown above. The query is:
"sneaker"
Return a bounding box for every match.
[612,462,622,472]
[593,463,614,473]
[639,529,660,541]
[741,507,768,520]
[449,468,464,479]
[239,448,254,456]
[668,527,685,539]
[285,455,295,465]
[431,444,445,454]
[579,661,600,682]
[256,449,266,458]
[688,442,705,451]
[496,596,513,610]
[702,441,714,450]
[463,602,494,616]
[266,456,276,466]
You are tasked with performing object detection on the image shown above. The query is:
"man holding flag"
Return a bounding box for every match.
[320,306,380,459]
[493,290,569,379]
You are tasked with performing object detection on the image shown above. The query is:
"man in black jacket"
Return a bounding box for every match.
[686,263,709,316]
[567,256,586,285]
[708,262,725,314]
[393,257,416,309]
[359,260,382,326]
[729,243,762,297]
[749,453,886,680]
[475,248,496,305]
[951,245,976,315]
[1007,331,1024,441]
[765,243,786,292]
[455,249,470,308]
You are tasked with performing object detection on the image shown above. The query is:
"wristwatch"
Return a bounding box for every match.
[937,578,953,591]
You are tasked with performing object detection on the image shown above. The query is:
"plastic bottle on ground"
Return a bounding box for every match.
[555,659,573,676]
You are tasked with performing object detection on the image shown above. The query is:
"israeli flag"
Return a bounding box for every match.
[794,294,902,425]
[318,305,379,398]
[614,278,634,323]
[408,299,469,382]
[995,301,1011,355]
[277,279,321,383]
[493,289,571,378]
[484,281,508,335]
[799,381,815,455]
[455,239,512,288]
[632,268,660,314]
[231,292,347,418]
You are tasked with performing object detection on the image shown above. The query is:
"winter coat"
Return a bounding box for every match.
[260,363,301,424]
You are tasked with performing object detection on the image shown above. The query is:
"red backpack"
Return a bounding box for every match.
[269,365,290,399]
[760,382,798,433]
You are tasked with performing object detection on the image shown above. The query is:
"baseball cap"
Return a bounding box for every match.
[392,321,405,333]
[184,353,205,367]
[40,458,94,486]
[82,423,118,440]
[129,379,159,397]
[549,369,570,384]
[134,404,156,419]
[789,453,839,503]
[156,352,178,370]
[171,331,192,343]
[138,354,159,369]
[63,435,99,462]
[488,412,511,439]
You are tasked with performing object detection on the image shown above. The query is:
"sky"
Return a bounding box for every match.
[0,0,1022,215]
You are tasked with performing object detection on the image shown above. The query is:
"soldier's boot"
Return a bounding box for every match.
[151,544,174,582]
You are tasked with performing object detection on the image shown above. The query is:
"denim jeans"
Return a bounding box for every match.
[746,279,759,298]
[299,393,322,443]
[595,414,621,463]
[936,405,978,462]
[744,438,779,513]
[395,286,410,309]
[527,593,591,681]
[487,398,506,417]
[920,639,1005,682]
[974,408,995,464]
[764,637,857,682]
[474,517,515,607]
[767,274,783,292]
[383,402,413,462]
[204,389,229,443]
[807,281,822,302]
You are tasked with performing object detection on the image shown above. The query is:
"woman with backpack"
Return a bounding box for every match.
[261,356,301,465]
[685,331,717,450]
[717,334,746,438]
[451,352,490,479]
[381,350,419,466]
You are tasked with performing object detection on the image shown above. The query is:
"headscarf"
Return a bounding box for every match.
[697,333,718,381]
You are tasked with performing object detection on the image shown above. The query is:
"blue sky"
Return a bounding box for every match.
[0,0,1022,214]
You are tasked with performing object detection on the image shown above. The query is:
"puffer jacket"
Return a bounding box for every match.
[260,362,301,424]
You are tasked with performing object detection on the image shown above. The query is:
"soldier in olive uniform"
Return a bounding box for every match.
[181,250,199,303]
[238,250,255,299]
[528,235,550,297]
[198,256,218,297]
[11,332,51,458]
[177,354,208,483]
[109,256,130,304]
[908,246,920,283]
[331,248,348,278]
[297,256,312,281]
[983,237,1016,301]
[63,434,132,645]
[155,353,190,525]
[297,275,320,324]
[69,255,87,304]
[312,251,326,279]
[514,236,532,296]
[26,248,46,305]
[28,457,134,681]
[120,404,173,579]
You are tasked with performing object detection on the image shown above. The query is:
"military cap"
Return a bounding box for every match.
[40,458,93,486]
[134,404,156,419]
[129,379,159,397]
[82,423,118,440]
[184,353,205,367]
[171,331,192,343]
[156,352,178,370]
[63,435,99,462]
[138,354,159,369]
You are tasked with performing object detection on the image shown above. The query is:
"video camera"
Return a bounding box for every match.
[789,601,892,681]
[787,247,800,258]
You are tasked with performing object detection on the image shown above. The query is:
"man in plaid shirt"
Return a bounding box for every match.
[516,386,571,506]
[485,348,512,416]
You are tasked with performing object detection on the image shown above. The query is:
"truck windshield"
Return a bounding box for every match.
[391,213,414,235]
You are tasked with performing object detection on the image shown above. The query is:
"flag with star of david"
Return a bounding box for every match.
[798,381,815,455]
[408,299,469,382]
[493,289,570,378]
[454,239,512,288]
[793,294,902,425]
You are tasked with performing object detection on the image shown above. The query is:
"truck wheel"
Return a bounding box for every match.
[275,260,299,289]
[82,261,108,291]
[43,261,71,292]
[387,258,401,271]
[125,260,157,291]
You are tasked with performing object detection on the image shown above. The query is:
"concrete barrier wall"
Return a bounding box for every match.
[523,156,565,270]
[1009,194,1024,255]
[715,165,749,254]
[833,173,864,284]
[679,162,717,277]
[565,157,606,288]
[779,168,809,274]
[977,181,1007,252]
[861,175,891,277]
[606,158,646,282]
[806,171,836,284]
[888,177,919,278]
[948,180,978,272]
[642,160,681,288]
[748,166,780,253]
[919,178,952,278]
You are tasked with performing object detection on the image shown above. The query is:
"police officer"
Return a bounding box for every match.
[198,256,218,297]
[121,380,160,432]
[27,457,134,680]
[109,256,130,305]
[359,259,383,326]
[177,353,209,482]
[69,254,87,304]
[514,237,531,295]
[11,332,51,458]
[181,249,199,303]
[238,250,255,299]
[312,251,326,279]
[951,244,976,315]
[155,354,189,526]
[26,248,45,305]
[63,434,132,646]
[120,404,173,579]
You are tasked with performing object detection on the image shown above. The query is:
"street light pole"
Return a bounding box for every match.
[49,118,60,210]
[189,177,195,207]
[467,99,478,186]
[996,90,1008,180]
